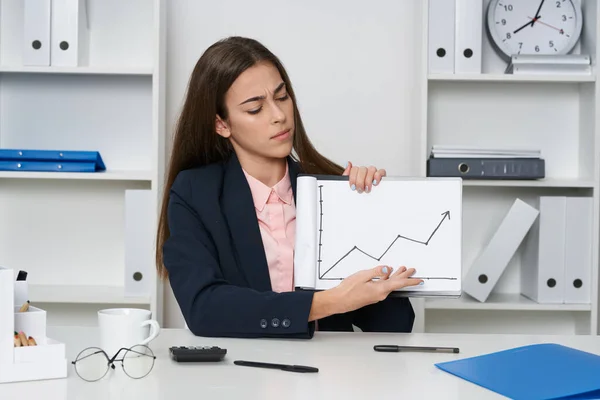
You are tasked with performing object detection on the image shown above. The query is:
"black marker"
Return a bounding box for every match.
[16,270,27,281]
[234,360,318,373]
[374,345,459,353]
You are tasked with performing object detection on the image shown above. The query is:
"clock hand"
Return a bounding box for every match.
[528,16,564,33]
[532,0,545,26]
[514,19,535,34]
[514,0,545,33]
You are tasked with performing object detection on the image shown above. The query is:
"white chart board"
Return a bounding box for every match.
[294,175,462,297]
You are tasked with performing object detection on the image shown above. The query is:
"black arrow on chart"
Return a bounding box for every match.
[319,210,454,280]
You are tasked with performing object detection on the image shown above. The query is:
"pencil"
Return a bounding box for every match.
[19,300,30,312]
[18,331,28,346]
[28,336,37,346]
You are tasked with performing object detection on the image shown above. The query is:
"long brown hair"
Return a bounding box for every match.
[156,36,344,280]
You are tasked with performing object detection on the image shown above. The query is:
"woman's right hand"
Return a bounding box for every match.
[331,265,423,314]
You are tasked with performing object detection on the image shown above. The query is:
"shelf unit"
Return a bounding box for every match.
[0,0,166,326]
[412,0,600,336]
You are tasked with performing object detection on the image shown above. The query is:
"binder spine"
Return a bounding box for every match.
[454,0,483,74]
[427,158,545,179]
[0,149,106,172]
[464,198,539,302]
[23,0,52,66]
[563,197,592,304]
[51,0,89,67]
[521,196,566,303]
[124,190,153,297]
[0,161,96,172]
[428,0,455,74]
[0,149,95,161]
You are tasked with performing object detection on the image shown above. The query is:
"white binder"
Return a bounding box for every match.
[521,196,566,303]
[428,0,455,74]
[454,0,483,74]
[563,197,592,304]
[51,0,89,66]
[124,190,153,297]
[463,198,539,302]
[23,0,51,66]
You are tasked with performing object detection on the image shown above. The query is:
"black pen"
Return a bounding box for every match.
[374,345,459,353]
[234,360,318,373]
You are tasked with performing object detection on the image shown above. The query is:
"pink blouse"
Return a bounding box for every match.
[242,166,295,293]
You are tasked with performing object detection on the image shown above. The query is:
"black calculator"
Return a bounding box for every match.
[169,346,227,362]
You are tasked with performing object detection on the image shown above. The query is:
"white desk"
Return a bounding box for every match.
[1,326,599,399]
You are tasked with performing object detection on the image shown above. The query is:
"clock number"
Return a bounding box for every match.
[518,42,523,49]
[556,1,561,7]
[506,32,511,39]
[501,18,507,25]
[535,45,540,52]
[549,40,554,48]
[562,14,567,21]
[504,4,513,11]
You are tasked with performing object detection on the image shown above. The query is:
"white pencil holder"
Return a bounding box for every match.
[0,267,67,383]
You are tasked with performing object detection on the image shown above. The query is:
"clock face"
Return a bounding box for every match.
[487,0,583,58]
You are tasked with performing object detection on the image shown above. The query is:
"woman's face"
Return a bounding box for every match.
[216,61,295,163]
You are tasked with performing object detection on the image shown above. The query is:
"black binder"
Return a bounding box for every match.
[427,157,545,179]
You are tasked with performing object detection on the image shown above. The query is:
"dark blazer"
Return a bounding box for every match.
[162,153,415,338]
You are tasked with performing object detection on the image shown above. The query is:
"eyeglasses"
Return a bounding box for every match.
[71,345,156,382]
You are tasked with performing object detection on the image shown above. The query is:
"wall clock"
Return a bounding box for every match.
[486,0,583,59]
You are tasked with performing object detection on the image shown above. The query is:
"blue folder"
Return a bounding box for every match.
[0,149,105,172]
[435,343,600,400]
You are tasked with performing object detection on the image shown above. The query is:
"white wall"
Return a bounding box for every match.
[163,0,423,327]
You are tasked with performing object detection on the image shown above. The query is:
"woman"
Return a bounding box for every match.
[156,36,423,339]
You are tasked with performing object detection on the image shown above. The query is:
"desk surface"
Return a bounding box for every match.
[1,326,600,399]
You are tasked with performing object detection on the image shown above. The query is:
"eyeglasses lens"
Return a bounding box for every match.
[122,345,155,379]
[74,347,109,382]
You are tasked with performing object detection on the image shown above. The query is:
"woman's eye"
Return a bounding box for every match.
[247,107,262,115]
[277,94,289,101]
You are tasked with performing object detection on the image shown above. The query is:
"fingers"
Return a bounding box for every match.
[364,166,377,193]
[349,165,358,191]
[380,265,393,280]
[382,266,424,289]
[404,278,425,287]
[342,161,352,176]
[360,265,393,281]
[373,168,386,186]
[393,266,416,279]
[355,167,367,192]
[346,165,386,193]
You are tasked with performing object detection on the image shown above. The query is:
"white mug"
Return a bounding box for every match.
[98,308,160,356]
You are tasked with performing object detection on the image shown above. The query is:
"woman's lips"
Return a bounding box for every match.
[271,129,290,140]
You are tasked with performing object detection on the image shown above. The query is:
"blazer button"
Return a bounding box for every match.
[260,319,268,328]
[282,318,291,328]
[271,318,280,328]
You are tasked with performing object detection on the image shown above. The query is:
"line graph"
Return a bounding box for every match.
[317,184,458,281]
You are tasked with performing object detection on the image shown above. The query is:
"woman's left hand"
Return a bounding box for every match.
[342,161,386,193]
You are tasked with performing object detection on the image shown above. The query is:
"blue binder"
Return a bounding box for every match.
[0,149,106,172]
[435,343,600,400]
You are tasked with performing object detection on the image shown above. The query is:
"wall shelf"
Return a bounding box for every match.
[429,73,596,83]
[0,66,153,76]
[461,179,596,189]
[0,0,166,326]
[425,293,592,312]
[0,170,153,182]
[417,0,600,336]
[28,284,151,305]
